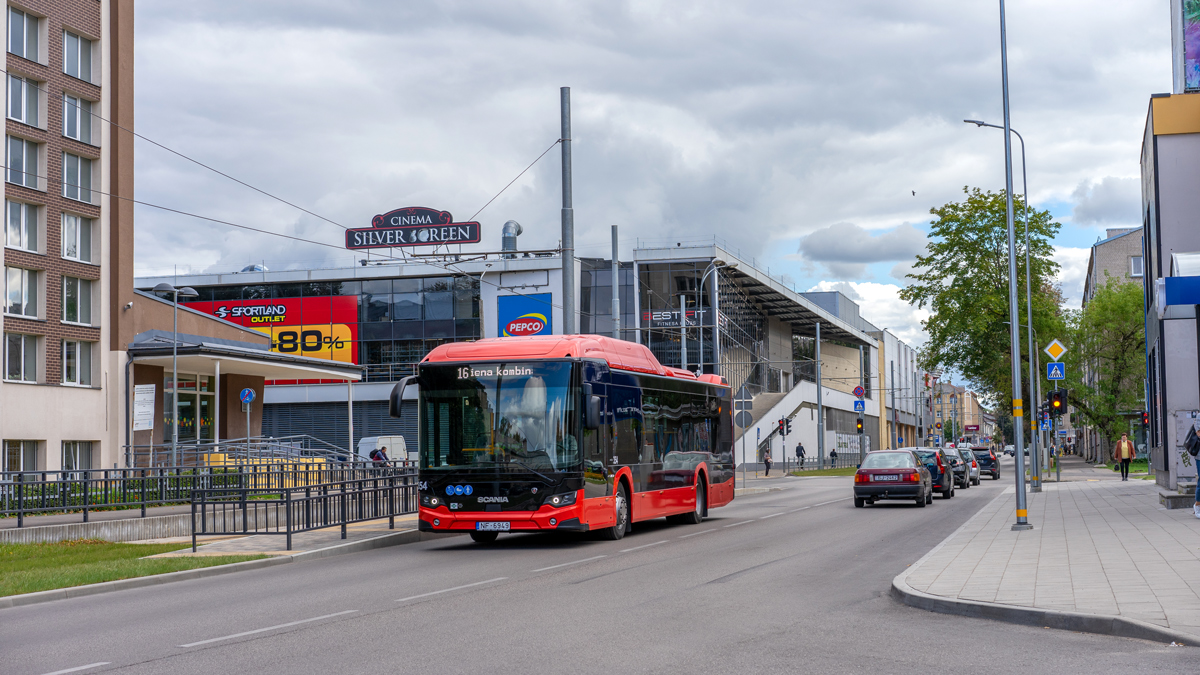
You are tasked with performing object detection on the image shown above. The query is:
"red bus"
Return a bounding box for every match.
[390,335,735,543]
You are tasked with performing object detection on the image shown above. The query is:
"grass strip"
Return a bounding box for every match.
[786,467,858,477]
[0,539,265,597]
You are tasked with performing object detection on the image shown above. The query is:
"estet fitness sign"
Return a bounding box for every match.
[346,206,480,250]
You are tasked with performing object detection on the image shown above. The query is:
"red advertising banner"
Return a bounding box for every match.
[187,296,359,364]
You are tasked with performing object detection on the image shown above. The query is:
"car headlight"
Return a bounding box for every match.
[547,492,577,507]
[421,494,441,508]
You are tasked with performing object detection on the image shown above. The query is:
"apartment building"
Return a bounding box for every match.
[1,0,135,472]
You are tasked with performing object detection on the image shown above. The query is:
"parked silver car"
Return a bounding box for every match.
[957,447,981,486]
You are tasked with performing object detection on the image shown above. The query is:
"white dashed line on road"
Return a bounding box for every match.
[620,540,668,553]
[38,664,111,675]
[759,512,785,519]
[396,578,508,603]
[532,555,606,572]
[723,521,753,528]
[678,529,717,539]
[179,611,358,648]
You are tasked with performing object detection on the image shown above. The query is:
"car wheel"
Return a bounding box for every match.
[942,486,952,499]
[854,497,865,508]
[916,490,926,507]
[680,479,706,524]
[972,477,980,486]
[925,488,933,504]
[470,531,498,544]
[994,472,1000,480]
[599,483,630,541]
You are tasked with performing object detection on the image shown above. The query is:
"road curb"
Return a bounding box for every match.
[890,488,1197,646]
[0,528,466,611]
[734,487,784,496]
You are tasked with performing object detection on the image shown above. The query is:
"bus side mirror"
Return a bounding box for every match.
[389,376,416,418]
[583,383,602,430]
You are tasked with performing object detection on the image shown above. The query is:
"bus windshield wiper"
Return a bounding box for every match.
[507,460,560,485]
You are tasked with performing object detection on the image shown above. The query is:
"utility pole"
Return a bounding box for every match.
[679,293,687,371]
[999,0,1031,530]
[816,322,824,468]
[890,360,897,449]
[560,87,575,335]
[611,225,620,340]
[859,345,866,455]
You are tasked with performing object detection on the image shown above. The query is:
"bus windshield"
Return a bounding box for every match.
[419,362,580,474]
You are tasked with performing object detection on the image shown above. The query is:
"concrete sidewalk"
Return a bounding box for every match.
[894,457,1200,644]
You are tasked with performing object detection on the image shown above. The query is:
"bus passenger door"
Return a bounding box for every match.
[582,395,609,500]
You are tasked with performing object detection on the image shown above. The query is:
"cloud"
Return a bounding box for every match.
[1071,177,1140,227]
[807,280,928,347]
[1054,246,1092,309]
[796,223,926,279]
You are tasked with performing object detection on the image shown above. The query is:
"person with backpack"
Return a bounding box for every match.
[369,446,390,468]
[829,448,838,469]
[796,442,806,468]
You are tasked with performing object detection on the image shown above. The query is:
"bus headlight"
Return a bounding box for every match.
[421,494,440,508]
[547,492,577,507]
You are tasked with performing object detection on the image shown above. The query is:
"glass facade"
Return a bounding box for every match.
[181,276,481,382]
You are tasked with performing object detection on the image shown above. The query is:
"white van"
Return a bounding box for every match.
[356,435,410,462]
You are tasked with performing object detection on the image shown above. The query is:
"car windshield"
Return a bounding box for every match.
[914,450,938,463]
[419,362,580,474]
[861,453,915,469]
[972,450,991,458]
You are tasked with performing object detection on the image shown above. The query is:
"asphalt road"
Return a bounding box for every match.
[3,459,1193,675]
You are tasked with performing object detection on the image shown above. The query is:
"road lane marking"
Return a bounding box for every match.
[39,664,111,675]
[620,540,668,553]
[396,577,507,603]
[723,521,752,528]
[678,529,716,539]
[532,555,606,572]
[759,512,785,519]
[811,497,851,507]
[178,611,358,647]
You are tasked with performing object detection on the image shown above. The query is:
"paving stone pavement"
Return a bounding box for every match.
[903,462,1200,639]
[149,513,421,557]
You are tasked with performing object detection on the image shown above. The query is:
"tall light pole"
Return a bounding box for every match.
[997,0,1031,530]
[561,87,575,335]
[698,261,734,374]
[153,282,199,466]
[965,119,1041,491]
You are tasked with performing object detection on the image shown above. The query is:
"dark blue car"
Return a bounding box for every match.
[913,448,955,499]
[971,446,1000,480]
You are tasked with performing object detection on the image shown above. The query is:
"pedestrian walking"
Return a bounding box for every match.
[796,442,806,468]
[1113,433,1136,481]
[763,451,773,476]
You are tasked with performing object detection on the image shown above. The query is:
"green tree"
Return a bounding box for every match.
[1062,277,1145,456]
[900,187,1064,407]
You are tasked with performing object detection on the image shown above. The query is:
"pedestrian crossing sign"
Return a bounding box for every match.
[1046,362,1065,381]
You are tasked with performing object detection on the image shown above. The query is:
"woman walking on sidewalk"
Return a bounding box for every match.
[1113,433,1136,481]
[763,451,773,476]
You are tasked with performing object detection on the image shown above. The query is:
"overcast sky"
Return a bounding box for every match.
[133,0,1171,349]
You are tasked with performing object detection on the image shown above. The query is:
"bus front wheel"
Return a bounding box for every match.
[679,480,706,525]
[600,484,630,541]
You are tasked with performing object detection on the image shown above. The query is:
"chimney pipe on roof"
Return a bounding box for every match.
[502,220,523,259]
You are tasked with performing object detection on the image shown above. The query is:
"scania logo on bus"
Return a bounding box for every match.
[504,313,547,337]
[477,496,509,503]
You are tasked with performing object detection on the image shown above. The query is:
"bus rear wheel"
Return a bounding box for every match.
[470,532,498,544]
[679,480,706,525]
[600,484,630,540]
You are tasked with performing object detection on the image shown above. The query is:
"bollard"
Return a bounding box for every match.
[286,490,293,551]
[191,492,198,553]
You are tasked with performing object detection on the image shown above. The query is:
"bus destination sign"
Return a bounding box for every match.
[346,206,481,249]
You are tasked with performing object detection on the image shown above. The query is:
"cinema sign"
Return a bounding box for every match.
[346,206,481,250]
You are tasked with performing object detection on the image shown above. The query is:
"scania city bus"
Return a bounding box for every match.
[389,335,735,543]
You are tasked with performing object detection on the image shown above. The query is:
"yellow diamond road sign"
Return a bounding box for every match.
[1044,339,1067,362]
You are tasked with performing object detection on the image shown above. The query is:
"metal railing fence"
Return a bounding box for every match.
[191,474,418,551]
[124,435,354,468]
[0,461,413,528]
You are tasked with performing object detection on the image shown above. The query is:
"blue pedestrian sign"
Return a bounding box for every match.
[1040,419,1051,431]
[1046,362,1065,381]
[239,388,256,404]
[853,400,865,413]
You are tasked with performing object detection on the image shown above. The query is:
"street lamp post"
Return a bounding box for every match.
[698,261,735,375]
[965,118,1041,491]
[153,282,199,467]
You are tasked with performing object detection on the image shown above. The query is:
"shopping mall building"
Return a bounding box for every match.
[136,210,934,461]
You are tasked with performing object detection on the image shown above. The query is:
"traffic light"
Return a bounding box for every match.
[778,419,785,435]
[1142,411,1150,428]
[785,418,792,435]
[1049,390,1065,416]
[856,418,864,433]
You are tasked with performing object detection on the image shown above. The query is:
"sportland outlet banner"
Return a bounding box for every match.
[187,297,359,365]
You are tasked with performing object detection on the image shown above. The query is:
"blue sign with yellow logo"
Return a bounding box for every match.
[497,293,553,337]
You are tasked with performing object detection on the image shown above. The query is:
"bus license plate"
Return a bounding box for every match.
[872,475,899,481]
[476,521,510,531]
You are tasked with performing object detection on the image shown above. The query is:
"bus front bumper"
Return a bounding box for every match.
[418,503,589,533]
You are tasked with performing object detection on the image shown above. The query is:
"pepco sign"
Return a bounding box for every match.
[504,313,547,337]
[497,293,553,337]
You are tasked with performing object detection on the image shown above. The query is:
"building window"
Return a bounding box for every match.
[6,136,39,189]
[7,8,38,62]
[3,439,37,471]
[5,201,37,252]
[5,267,37,317]
[62,153,92,203]
[62,340,91,385]
[62,276,91,324]
[62,214,91,262]
[62,95,92,144]
[62,441,92,471]
[4,333,36,382]
[1131,255,1144,278]
[7,74,39,127]
[63,31,92,83]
